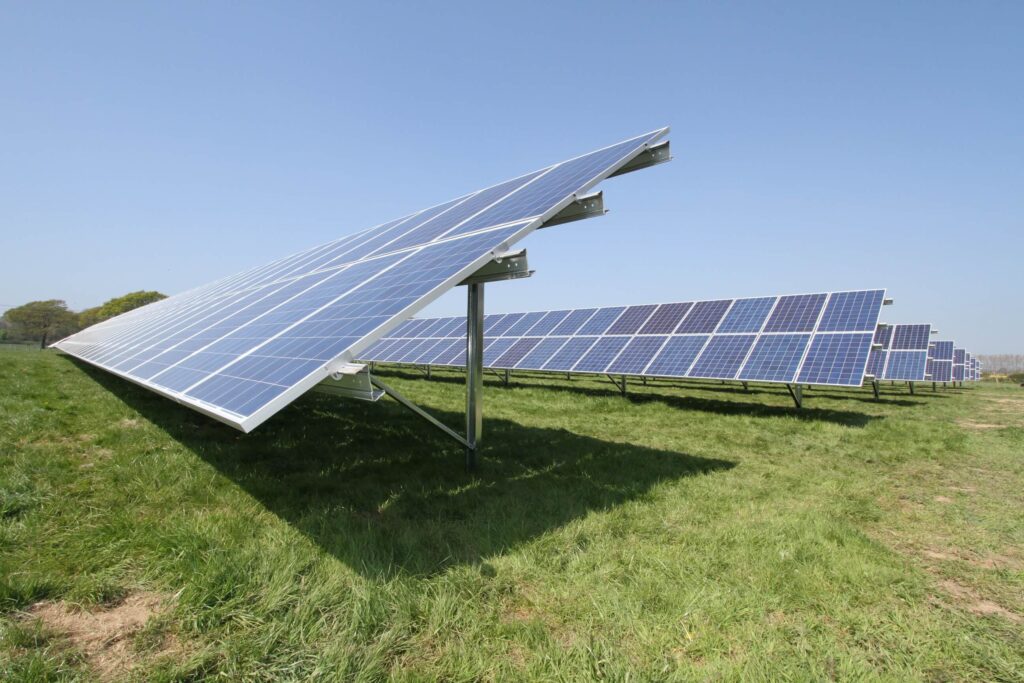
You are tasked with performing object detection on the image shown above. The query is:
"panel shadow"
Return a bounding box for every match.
[70,359,734,579]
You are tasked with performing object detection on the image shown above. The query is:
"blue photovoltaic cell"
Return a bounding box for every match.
[525,310,571,337]
[638,302,693,334]
[738,334,810,383]
[891,324,930,350]
[437,340,467,366]
[933,341,954,361]
[417,318,454,337]
[645,336,707,376]
[441,318,467,338]
[492,338,541,368]
[816,290,885,332]
[716,297,776,333]
[483,338,516,366]
[929,360,953,382]
[380,339,417,361]
[543,337,599,371]
[883,350,928,381]
[953,348,966,364]
[516,337,569,369]
[676,300,731,334]
[953,364,965,381]
[606,336,667,374]
[425,339,463,364]
[414,339,454,364]
[866,349,887,378]
[606,305,658,335]
[488,313,526,337]
[503,311,546,337]
[797,333,873,385]
[394,339,431,363]
[763,294,827,333]
[577,307,625,335]
[573,336,631,373]
[551,309,597,336]
[874,324,893,348]
[483,314,508,335]
[688,334,756,379]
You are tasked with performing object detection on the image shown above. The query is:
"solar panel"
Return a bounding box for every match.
[952,347,966,381]
[54,129,670,431]
[797,333,874,385]
[872,323,931,381]
[738,334,810,383]
[362,289,886,387]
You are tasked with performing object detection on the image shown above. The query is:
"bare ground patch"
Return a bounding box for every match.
[957,420,1004,431]
[936,579,1022,623]
[23,590,179,681]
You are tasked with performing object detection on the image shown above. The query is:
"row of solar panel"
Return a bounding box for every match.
[360,290,886,387]
[387,291,884,340]
[365,330,878,385]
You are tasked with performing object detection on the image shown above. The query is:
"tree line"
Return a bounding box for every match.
[977,354,1024,374]
[0,291,166,348]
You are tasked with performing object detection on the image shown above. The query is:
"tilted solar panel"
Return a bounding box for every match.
[952,347,966,381]
[361,289,887,387]
[874,323,931,381]
[54,129,670,431]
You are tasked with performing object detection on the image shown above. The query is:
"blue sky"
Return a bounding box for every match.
[2,2,1021,352]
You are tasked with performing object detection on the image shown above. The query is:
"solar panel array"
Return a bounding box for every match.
[865,323,931,381]
[53,129,670,431]
[359,290,887,387]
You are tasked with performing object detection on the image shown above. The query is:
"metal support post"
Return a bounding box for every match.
[932,382,937,392]
[786,383,803,409]
[504,368,510,385]
[871,379,880,401]
[908,381,915,395]
[606,374,627,397]
[466,282,484,471]
[741,381,749,392]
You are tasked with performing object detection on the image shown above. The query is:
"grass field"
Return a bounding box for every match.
[1,348,1022,681]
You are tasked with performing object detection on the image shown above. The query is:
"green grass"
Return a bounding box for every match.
[1,348,1022,681]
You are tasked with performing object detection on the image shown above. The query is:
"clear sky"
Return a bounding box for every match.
[2,2,1021,352]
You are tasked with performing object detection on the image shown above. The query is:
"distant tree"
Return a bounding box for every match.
[3,300,79,348]
[79,290,166,328]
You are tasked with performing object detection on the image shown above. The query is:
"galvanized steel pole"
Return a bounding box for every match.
[466,282,484,470]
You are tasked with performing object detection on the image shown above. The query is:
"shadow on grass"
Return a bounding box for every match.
[375,368,885,427]
[71,360,734,578]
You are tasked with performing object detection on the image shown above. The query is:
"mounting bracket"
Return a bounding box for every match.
[538,191,606,229]
[785,383,804,409]
[608,140,671,178]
